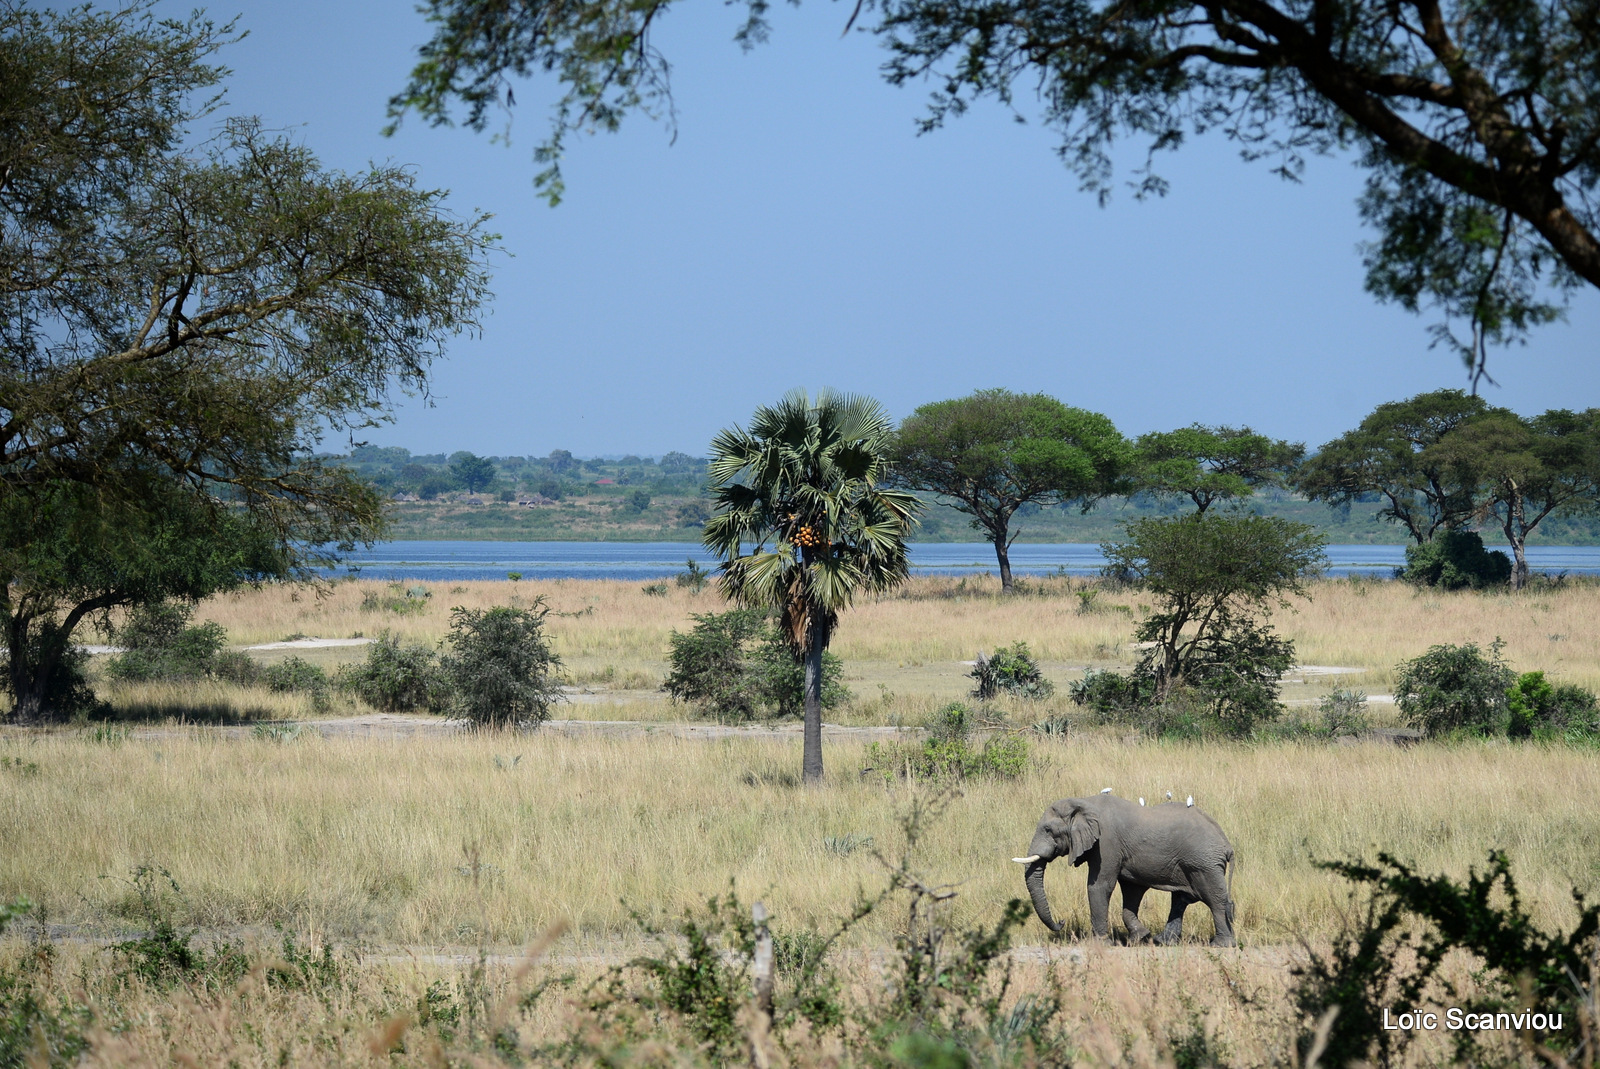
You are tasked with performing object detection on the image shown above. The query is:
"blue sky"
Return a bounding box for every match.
[181,0,1598,457]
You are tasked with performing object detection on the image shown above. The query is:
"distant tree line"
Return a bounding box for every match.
[349,387,1600,595]
[888,387,1600,593]
[338,445,710,519]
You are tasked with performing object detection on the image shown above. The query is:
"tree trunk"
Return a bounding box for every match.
[4,606,85,725]
[994,534,1014,593]
[5,614,49,725]
[802,614,824,784]
[1502,482,1530,590]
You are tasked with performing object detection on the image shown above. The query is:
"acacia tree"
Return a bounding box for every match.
[1428,408,1600,588]
[890,389,1126,592]
[391,0,1600,376]
[1133,425,1304,514]
[1295,390,1487,543]
[1102,513,1326,716]
[0,484,283,722]
[0,4,493,720]
[704,390,922,783]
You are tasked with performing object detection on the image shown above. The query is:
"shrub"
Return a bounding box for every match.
[1291,851,1599,1069]
[360,583,432,616]
[261,656,332,713]
[663,609,847,721]
[1178,617,1296,734]
[1394,640,1516,736]
[1318,688,1370,735]
[748,632,849,719]
[970,642,1053,700]
[106,602,235,682]
[1069,668,1157,720]
[1507,670,1600,739]
[440,601,564,729]
[663,609,766,720]
[862,703,1031,781]
[1070,638,1290,738]
[340,632,447,712]
[1402,529,1512,589]
[674,557,710,592]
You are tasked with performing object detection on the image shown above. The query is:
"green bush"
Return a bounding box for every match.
[663,609,766,720]
[862,704,1031,781]
[261,656,332,713]
[1402,530,1512,589]
[674,558,710,592]
[360,583,431,616]
[106,602,238,682]
[340,632,447,713]
[1175,617,1295,734]
[440,601,564,729]
[1069,668,1157,720]
[1394,640,1516,736]
[969,642,1053,700]
[1318,688,1370,736]
[748,632,850,719]
[1506,670,1599,739]
[663,609,847,721]
[1070,643,1289,739]
[1291,851,1599,1068]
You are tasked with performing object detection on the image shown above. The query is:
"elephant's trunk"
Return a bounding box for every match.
[1024,860,1061,932]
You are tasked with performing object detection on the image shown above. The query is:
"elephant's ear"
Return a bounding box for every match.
[1068,811,1100,865]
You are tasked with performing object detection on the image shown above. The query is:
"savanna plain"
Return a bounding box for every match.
[4,574,1599,1066]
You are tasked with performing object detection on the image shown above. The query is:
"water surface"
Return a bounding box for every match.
[323,541,1600,583]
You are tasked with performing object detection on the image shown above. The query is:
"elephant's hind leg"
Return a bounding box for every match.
[1118,880,1154,944]
[1188,867,1237,947]
[1158,891,1196,945]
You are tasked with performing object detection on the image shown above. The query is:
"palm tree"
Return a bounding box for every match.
[704,390,923,783]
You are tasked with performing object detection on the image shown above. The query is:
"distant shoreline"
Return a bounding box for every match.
[322,540,1600,584]
[370,530,1597,548]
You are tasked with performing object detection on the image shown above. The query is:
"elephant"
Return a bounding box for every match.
[1013,794,1237,947]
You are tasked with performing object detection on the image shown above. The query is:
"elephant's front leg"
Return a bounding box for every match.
[1085,861,1115,939]
[1158,891,1196,945]
[1118,880,1154,944]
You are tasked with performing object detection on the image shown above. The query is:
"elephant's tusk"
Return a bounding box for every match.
[1012,855,1042,864]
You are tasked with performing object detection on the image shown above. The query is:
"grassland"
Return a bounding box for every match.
[4,729,1598,946]
[177,571,1600,703]
[5,575,1600,1065]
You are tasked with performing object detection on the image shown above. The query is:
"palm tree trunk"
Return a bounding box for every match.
[802,614,824,783]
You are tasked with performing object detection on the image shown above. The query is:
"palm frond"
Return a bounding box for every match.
[702,388,919,651]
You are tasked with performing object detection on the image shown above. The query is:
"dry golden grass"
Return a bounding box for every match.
[0,935,1310,1068]
[9,576,1600,1066]
[3,729,1597,950]
[181,574,1600,702]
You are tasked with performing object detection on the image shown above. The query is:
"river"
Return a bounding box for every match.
[319,541,1600,583]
